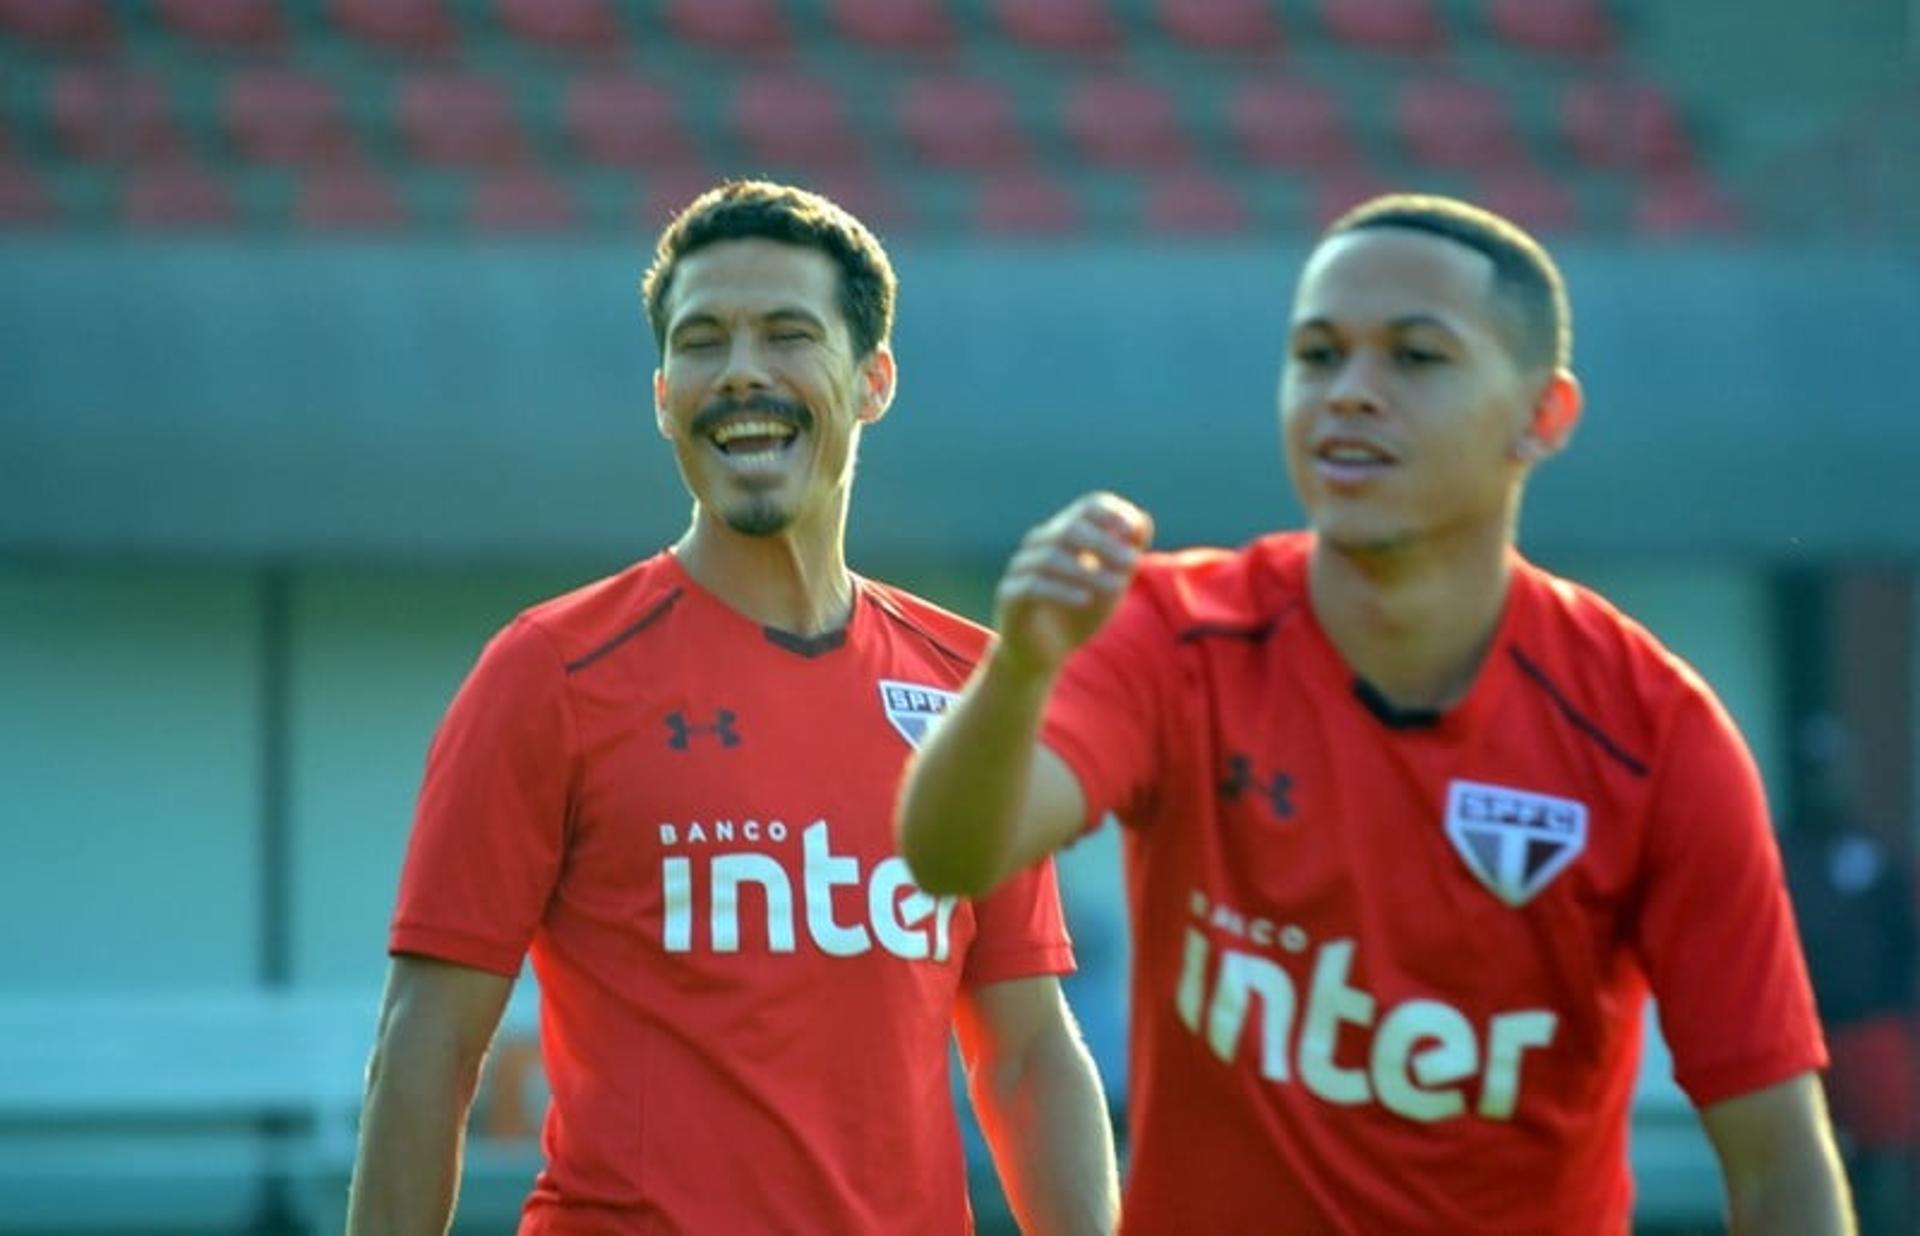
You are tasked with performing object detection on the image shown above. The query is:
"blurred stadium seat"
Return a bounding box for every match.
[1309,168,1394,227]
[1633,171,1746,236]
[0,165,56,226]
[50,69,188,163]
[394,71,529,167]
[1562,78,1695,172]
[1473,170,1579,233]
[561,74,697,168]
[223,70,357,166]
[1142,170,1253,233]
[158,0,285,49]
[1061,77,1192,169]
[1227,77,1361,169]
[830,0,960,53]
[1484,0,1615,58]
[1317,0,1443,53]
[293,167,407,230]
[122,164,239,229]
[990,0,1123,54]
[493,0,624,52]
[469,170,579,231]
[635,165,730,228]
[731,73,866,169]
[897,77,1032,170]
[663,0,792,53]
[974,172,1085,233]
[1395,77,1527,170]
[1154,0,1285,54]
[0,0,116,47]
[329,0,458,53]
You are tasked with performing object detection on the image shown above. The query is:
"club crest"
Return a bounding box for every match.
[1444,780,1588,907]
[878,680,959,749]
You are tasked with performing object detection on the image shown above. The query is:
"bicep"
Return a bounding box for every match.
[373,955,515,1072]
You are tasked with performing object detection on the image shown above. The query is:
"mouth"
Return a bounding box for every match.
[707,416,801,460]
[1311,437,1397,488]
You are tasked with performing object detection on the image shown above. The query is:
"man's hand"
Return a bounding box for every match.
[995,492,1153,681]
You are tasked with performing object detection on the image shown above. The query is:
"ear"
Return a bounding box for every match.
[652,369,672,439]
[855,345,897,426]
[1514,370,1582,464]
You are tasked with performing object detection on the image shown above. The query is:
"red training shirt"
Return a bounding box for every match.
[1042,531,1823,1236]
[392,552,1075,1235]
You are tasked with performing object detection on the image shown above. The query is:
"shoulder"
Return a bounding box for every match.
[860,578,991,668]
[1131,530,1310,640]
[508,552,685,673]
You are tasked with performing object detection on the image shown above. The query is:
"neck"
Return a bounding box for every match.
[1307,522,1515,713]
[673,501,855,637]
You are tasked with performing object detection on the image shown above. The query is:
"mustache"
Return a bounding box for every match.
[690,395,812,439]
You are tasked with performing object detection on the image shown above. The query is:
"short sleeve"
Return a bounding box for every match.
[962,856,1076,987]
[1631,687,1827,1108]
[1041,573,1182,831]
[389,616,576,977]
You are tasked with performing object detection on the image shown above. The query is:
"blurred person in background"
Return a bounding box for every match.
[897,194,1854,1234]
[1783,714,1919,1236]
[346,180,1118,1235]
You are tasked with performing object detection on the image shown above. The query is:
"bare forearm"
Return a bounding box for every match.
[970,1026,1120,1236]
[345,1039,481,1236]
[1725,1151,1855,1236]
[898,651,1055,896]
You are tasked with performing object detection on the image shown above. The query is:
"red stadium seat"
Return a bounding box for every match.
[0,0,115,47]
[1485,0,1614,58]
[1227,77,1360,169]
[637,166,727,229]
[1155,0,1283,53]
[495,0,623,51]
[1143,171,1252,233]
[990,0,1121,53]
[50,70,187,163]
[795,172,916,233]
[122,165,239,229]
[1308,169,1394,228]
[1317,0,1442,52]
[0,165,57,226]
[1561,79,1693,172]
[561,75,696,168]
[731,74,864,169]
[330,0,457,53]
[1632,173,1745,236]
[395,72,528,167]
[1061,78,1191,169]
[1395,78,1526,170]
[159,0,284,47]
[829,0,958,53]
[470,171,580,231]
[897,77,1030,170]
[294,168,407,230]
[223,70,356,166]
[663,0,790,53]
[974,173,1084,234]
[1473,171,1578,233]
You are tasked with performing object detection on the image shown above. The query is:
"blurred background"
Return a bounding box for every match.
[1,0,1917,1233]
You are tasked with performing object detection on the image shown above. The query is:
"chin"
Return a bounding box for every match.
[722,498,794,537]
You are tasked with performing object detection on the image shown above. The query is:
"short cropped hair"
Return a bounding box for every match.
[1323,193,1571,372]
[642,179,897,359]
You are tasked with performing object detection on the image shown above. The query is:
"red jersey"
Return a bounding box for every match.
[1041,532,1823,1236]
[391,552,1074,1235]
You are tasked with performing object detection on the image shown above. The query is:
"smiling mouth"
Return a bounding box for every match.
[709,418,801,458]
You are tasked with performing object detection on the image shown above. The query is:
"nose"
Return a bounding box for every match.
[715,336,772,396]
[1325,351,1384,416]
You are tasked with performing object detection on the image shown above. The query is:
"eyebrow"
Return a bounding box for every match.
[1291,313,1464,338]
[669,306,829,339]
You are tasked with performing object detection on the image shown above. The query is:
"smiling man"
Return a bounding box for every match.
[896,194,1854,1234]
[346,180,1118,1236]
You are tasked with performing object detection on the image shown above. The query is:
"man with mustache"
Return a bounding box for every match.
[347,180,1118,1235]
[897,194,1852,1234]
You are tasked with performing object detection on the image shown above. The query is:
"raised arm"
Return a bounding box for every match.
[1700,1071,1855,1236]
[346,955,515,1236]
[956,976,1120,1236]
[897,493,1152,896]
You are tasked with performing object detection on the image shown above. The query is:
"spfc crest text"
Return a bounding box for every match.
[879,680,958,750]
[1444,780,1588,907]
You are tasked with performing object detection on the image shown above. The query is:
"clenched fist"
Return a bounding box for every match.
[993,491,1154,680]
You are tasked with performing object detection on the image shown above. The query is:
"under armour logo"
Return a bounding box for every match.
[1219,754,1294,820]
[666,709,741,750]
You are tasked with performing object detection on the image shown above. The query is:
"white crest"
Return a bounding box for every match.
[1444,780,1588,907]
[878,679,958,750]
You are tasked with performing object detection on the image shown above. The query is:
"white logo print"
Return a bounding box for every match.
[1444,780,1588,907]
[878,679,957,749]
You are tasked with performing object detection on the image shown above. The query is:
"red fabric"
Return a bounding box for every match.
[1826,1017,1918,1149]
[1042,532,1825,1235]
[393,553,1073,1234]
